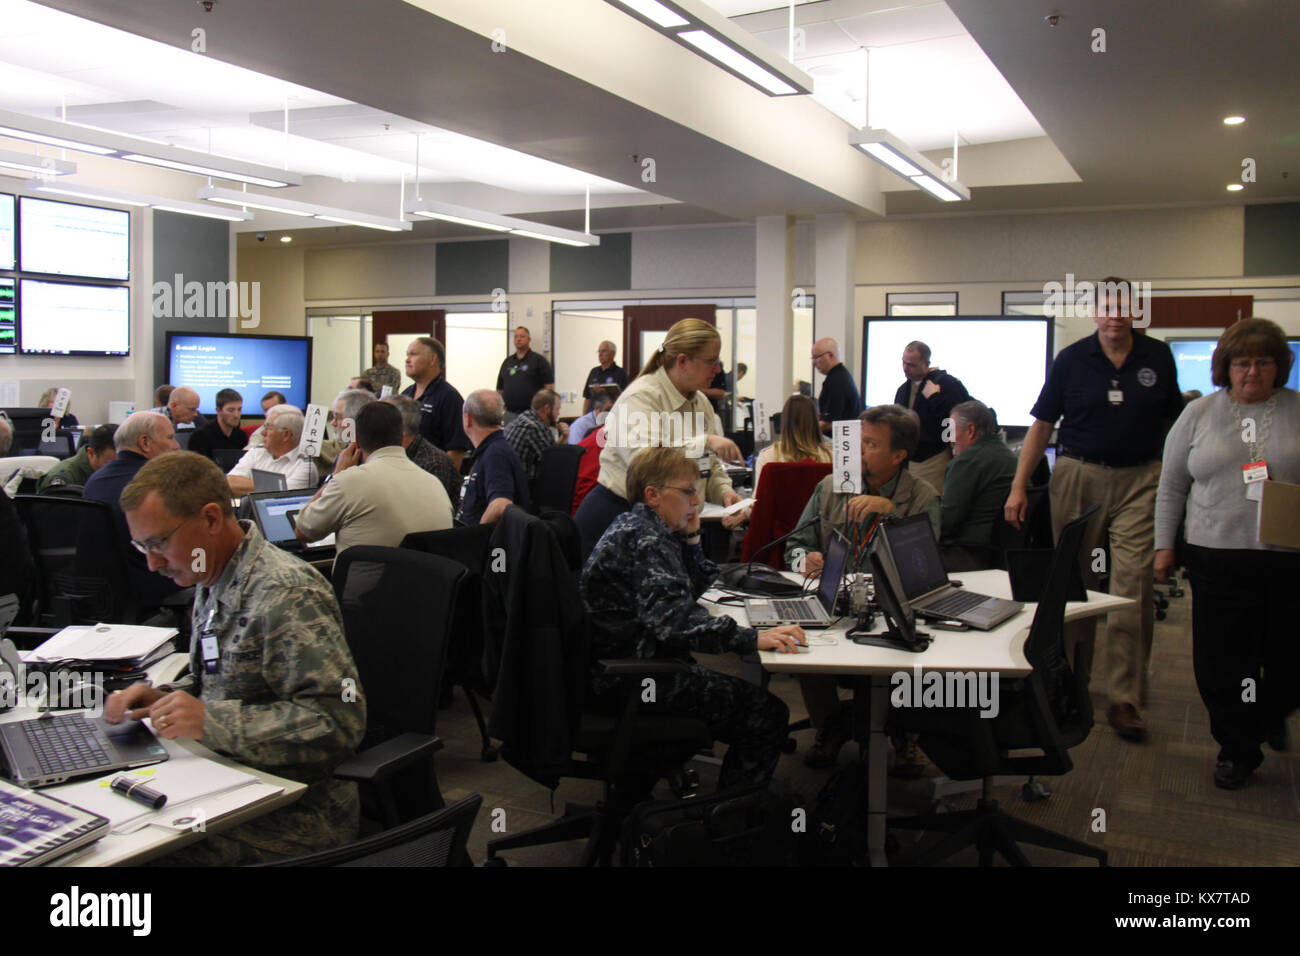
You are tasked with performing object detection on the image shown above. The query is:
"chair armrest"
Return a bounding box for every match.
[596,658,693,678]
[334,732,442,783]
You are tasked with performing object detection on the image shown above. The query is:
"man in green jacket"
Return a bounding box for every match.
[37,423,117,492]
[940,400,1018,571]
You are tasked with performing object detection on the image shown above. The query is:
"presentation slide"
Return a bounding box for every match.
[0,278,13,355]
[1168,339,1219,396]
[18,196,129,281]
[0,193,13,270]
[19,279,129,355]
[862,318,1051,427]
[168,333,311,414]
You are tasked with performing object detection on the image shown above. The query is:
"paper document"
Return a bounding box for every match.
[28,624,179,663]
[722,497,755,516]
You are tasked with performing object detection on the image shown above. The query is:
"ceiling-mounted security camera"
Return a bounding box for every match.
[1044,13,1061,26]
[198,0,216,12]
[256,232,267,242]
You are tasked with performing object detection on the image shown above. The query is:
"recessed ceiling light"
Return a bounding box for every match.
[1223,115,1246,126]
[1226,183,1244,192]
[279,235,292,242]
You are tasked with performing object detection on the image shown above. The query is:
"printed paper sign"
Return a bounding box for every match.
[299,403,327,457]
[832,419,862,494]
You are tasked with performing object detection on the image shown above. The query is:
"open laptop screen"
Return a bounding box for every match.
[817,530,849,613]
[252,491,316,546]
[881,515,949,601]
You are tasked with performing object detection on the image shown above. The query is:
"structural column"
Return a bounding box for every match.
[814,211,858,399]
[754,215,795,430]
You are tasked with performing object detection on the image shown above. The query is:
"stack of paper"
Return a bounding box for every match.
[25,624,178,669]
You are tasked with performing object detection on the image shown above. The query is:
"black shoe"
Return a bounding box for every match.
[1213,759,1254,790]
[1266,722,1288,752]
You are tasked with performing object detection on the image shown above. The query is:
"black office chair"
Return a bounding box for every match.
[990,484,1052,568]
[14,495,173,626]
[482,506,712,867]
[400,523,498,762]
[39,484,84,497]
[888,504,1107,867]
[259,793,481,867]
[531,443,585,515]
[213,448,245,473]
[331,545,466,829]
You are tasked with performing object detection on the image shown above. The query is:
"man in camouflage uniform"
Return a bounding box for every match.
[106,452,365,864]
[363,342,402,395]
[580,446,804,788]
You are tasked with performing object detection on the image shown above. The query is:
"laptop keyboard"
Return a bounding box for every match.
[922,589,988,617]
[771,598,820,619]
[23,715,112,777]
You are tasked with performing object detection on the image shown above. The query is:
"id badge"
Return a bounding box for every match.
[1107,390,1124,404]
[1242,460,1268,484]
[200,634,220,674]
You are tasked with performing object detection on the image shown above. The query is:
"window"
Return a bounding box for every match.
[888,291,957,316]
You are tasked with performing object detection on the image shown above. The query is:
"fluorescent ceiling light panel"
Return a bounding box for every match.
[32,182,252,220]
[0,108,301,187]
[199,185,410,231]
[613,0,689,28]
[602,0,813,96]
[0,147,75,176]
[404,197,598,246]
[850,128,971,202]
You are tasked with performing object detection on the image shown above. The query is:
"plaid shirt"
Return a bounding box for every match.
[502,409,554,480]
[406,435,462,506]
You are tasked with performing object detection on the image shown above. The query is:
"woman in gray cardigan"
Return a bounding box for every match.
[1155,318,1300,790]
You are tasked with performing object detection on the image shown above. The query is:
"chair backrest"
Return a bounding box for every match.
[1021,503,1101,739]
[40,483,84,497]
[482,506,590,788]
[740,460,832,567]
[332,545,466,746]
[532,443,586,514]
[260,792,482,867]
[400,523,495,693]
[213,448,245,473]
[13,494,136,624]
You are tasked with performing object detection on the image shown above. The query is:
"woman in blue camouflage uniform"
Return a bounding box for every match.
[581,446,805,787]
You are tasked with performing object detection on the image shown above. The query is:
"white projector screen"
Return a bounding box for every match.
[862,317,1052,428]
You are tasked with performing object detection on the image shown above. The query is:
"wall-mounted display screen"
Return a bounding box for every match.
[862,317,1053,428]
[18,278,130,355]
[0,277,14,354]
[0,193,13,270]
[167,332,312,415]
[18,196,129,281]
[1167,338,1220,397]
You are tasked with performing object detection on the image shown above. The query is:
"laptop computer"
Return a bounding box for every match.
[745,530,848,628]
[251,468,288,492]
[248,488,336,554]
[0,715,168,789]
[877,514,1023,630]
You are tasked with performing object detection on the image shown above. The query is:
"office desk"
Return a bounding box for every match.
[1,653,307,866]
[706,569,1133,866]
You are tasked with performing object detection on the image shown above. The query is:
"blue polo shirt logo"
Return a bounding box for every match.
[1137,368,1157,387]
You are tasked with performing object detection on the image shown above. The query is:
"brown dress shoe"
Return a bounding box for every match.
[1108,702,1146,742]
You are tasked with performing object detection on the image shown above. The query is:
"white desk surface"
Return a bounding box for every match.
[706,569,1134,677]
[2,652,307,867]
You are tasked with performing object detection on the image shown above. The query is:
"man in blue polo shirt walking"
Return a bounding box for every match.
[1005,278,1183,743]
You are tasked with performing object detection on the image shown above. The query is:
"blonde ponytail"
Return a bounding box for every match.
[638,317,720,379]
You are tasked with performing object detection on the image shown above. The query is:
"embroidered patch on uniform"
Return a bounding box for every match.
[1137,368,1157,387]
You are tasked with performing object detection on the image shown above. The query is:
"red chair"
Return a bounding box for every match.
[241,423,259,438]
[570,426,605,516]
[739,460,832,569]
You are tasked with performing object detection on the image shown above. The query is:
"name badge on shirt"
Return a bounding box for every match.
[1107,389,1124,404]
[1243,460,1268,485]
[199,609,220,674]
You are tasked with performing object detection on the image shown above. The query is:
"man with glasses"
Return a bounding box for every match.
[83,411,183,604]
[225,404,315,496]
[107,451,365,864]
[812,338,864,434]
[1005,277,1183,743]
[582,340,628,414]
[148,385,206,432]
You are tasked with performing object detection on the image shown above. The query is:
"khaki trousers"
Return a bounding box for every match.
[1050,456,1160,710]
[908,448,952,495]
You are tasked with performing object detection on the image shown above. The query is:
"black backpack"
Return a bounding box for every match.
[620,782,803,867]
[803,762,870,866]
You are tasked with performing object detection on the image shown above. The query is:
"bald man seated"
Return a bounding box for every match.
[150,385,207,431]
[811,337,864,434]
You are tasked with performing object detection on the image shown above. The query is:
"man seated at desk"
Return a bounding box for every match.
[459,389,530,525]
[581,446,804,788]
[293,401,454,558]
[226,404,315,496]
[939,400,1018,572]
[38,423,117,492]
[187,388,249,462]
[783,404,940,770]
[106,452,366,864]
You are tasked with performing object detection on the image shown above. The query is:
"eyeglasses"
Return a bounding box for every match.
[812,351,834,361]
[659,484,701,501]
[129,516,193,555]
[692,355,722,368]
[1230,358,1276,372]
